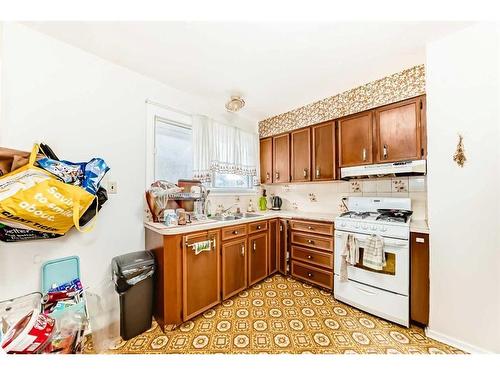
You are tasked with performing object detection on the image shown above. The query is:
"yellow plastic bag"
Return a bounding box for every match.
[0,144,96,235]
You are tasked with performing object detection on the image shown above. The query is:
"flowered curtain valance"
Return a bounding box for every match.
[192,115,258,183]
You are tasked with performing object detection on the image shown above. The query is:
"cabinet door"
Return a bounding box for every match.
[259,138,273,184]
[290,128,311,182]
[375,97,422,163]
[410,232,429,326]
[222,237,247,300]
[248,232,269,285]
[272,133,290,183]
[268,219,279,275]
[338,111,373,167]
[278,219,288,275]
[182,230,221,321]
[312,121,336,180]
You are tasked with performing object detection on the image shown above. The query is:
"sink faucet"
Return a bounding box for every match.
[220,203,238,215]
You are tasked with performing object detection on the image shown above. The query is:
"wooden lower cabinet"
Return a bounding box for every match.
[268,219,279,275]
[289,219,334,291]
[291,261,333,290]
[182,230,221,321]
[221,237,248,300]
[278,219,288,275]
[410,232,429,326]
[248,232,269,286]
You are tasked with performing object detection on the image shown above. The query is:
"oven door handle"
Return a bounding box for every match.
[335,233,407,248]
[355,286,377,296]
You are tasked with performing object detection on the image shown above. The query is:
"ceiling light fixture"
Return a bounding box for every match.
[225,96,245,112]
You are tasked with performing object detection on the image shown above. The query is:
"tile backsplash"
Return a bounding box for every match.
[263,176,428,220]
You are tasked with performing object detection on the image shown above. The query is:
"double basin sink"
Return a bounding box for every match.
[211,212,263,221]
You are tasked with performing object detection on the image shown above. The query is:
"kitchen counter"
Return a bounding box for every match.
[144,210,336,235]
[410,219,430,234]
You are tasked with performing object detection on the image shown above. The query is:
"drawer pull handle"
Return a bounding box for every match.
[416,237,425,243]
[253,241,256,251]
[275,172,280,180]
[307,240,314,244]
[307,273,313,278]
[233,230,238,235]
[383,144,388,160]
[266,172,270,180]
[257,225,261,229]
[308,226,314,230]
[303,168,308,178]
[316,168,320,178]
[362,148,367,162]
[241,245,245,256]
[307,255,313,259]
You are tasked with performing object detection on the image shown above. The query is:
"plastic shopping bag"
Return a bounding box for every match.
[0,144,96,235]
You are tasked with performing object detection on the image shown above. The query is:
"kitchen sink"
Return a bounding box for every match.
[211,213,262,221]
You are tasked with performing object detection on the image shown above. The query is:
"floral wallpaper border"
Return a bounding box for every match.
[258,65,425,138]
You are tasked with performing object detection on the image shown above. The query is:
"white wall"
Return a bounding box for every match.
[426,23,500,353]
[0,23,256,299]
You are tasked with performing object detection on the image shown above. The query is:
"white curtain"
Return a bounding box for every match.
[192,115,258,183]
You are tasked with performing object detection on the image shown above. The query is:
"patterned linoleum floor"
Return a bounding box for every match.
[83,274,465,354]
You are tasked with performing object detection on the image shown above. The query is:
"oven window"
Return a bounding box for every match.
[354,248,396,275]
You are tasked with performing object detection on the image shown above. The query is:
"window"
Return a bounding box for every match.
[212,173,254,190]
[154,117,193,182]
[147,102,258,195]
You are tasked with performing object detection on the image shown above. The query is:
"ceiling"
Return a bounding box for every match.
[25,22,470,123]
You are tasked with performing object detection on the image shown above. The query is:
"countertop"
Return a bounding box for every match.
[144,210,430,235]
[409,219,430,234]
[144,210,336,235]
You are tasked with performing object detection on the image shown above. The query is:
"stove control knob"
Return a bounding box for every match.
[361,224,368,229]
[370,225,376,230]
[354,223,360,229]
[381,226,387,232]
[340,222,346,227]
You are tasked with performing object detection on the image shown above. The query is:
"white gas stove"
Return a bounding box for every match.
[334,197,412,327]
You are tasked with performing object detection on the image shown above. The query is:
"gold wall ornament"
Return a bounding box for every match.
[453,134,467,167]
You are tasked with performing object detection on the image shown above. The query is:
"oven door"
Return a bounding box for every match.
[334,230,409,296]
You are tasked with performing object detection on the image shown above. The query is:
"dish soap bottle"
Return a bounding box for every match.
[259,189,268,211]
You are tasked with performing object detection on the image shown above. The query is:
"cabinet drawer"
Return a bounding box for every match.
[291,246,333,269]
[290,220,333,236]
[221,224,247,241]
[248,220,268,234]
[291,232,333,252]
[291,260,333,290]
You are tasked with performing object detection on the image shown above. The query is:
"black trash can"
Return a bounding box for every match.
[111,251,155,340]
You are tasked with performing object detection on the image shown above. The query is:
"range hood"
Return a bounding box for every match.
[340,160,426,180]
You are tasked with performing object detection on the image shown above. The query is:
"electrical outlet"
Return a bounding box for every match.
[108,181,118,194]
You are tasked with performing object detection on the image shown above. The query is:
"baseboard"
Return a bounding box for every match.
[425,327,494,354]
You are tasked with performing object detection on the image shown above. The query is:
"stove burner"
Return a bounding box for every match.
[340,211,378,219]
[375,210,412,223]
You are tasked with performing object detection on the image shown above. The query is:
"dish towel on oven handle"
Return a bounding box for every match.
[340,233,359,282]
[362,234,386,271]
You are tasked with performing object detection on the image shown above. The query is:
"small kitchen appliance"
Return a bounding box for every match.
[334,197,412,327]
[270,195,282,210]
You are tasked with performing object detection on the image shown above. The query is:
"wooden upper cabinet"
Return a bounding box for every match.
[338,111,373,167]
[375,97,423,163]
[291,128,311,182]
[312,121,336,181]
[259,138,273,184]
[272,133,290,183]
